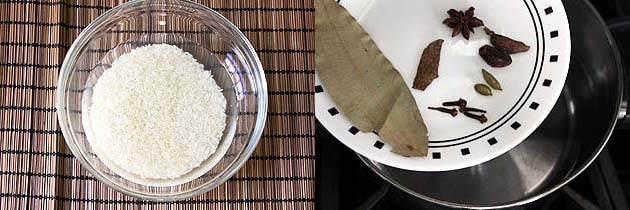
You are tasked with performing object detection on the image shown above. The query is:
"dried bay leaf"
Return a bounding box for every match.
[315,0,428,156]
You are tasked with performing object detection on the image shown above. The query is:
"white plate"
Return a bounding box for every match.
[315,0,571,171]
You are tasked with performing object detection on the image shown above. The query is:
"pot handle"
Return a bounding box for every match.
[618,99,627,120]
[617,65,630,127]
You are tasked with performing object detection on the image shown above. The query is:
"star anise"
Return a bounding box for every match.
[442,7,484,40]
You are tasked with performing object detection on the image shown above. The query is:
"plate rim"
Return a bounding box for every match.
[315,0,572,171]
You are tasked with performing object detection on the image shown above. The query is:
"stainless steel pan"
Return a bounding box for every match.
[359,0,625,208]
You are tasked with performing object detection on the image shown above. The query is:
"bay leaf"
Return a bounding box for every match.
[315,0,428,157]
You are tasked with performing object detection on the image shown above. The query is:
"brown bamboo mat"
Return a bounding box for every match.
[0,0,314,209]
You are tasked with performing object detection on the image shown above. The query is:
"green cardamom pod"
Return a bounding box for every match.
[482,69,502,90]
[474,84,493,96]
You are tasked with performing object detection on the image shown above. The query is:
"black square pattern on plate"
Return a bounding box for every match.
[550,30,558,38]
[461,148,470,155]
[488,137,498,145]
[315,85,324,93]
[545,7,553,15]
[550,55,559,62]
[511,122,521,130]
[348,126,360,135]
[543,79,552,87]
[373,141,384,149]
[432,152,441,159]
[327,107,339,116]
[530,102,539,110]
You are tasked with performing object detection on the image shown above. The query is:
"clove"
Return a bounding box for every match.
[437,99,489,123]
[459,106,487,114]
[428,107,458,117]
[442,98,467,109]
[463,111,488,123]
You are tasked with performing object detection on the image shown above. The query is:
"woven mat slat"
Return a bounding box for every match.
[0,0,315,209]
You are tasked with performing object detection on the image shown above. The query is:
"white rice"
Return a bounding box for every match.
[88,44,226,179]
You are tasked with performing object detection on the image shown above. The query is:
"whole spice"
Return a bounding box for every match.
[482,69,502,90]
[479,45,512,67]
[435,99,489,123]
[316,0,428,157]
[459,106,487,113]
[443,7,484,40]
[463,112,488,123]
[428,107,458,117]
[484,27,530,54]
[442,98,467,108]
[413,39,444,90]
[474,84,493,96]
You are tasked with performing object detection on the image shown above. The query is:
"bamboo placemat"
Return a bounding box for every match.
[0,0,314,209]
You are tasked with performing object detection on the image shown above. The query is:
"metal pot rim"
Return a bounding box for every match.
[357,0,625,208]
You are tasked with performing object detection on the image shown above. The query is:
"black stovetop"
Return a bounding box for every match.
[316,1,630,209]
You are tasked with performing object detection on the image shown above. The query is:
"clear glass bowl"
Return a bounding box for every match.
[56,0,267,200]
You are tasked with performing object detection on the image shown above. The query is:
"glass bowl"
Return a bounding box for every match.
[56,0,267,200]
